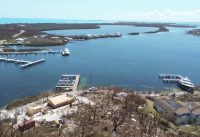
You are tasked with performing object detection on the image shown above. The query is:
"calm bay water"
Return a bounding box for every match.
[0,22,200,106]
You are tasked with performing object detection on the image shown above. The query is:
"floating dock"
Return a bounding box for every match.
[0,57,45,69]
[20,59,45,69]
[56,74,80,91]
[159,74,183,83]
[0,57,30,64]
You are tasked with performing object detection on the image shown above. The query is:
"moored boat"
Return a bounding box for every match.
[178,77,195,93]
[62,48,70,56]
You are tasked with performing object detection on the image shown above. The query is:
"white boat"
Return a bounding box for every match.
[62,48,70,56]
[178,77,195,93]
[89,87,98,91]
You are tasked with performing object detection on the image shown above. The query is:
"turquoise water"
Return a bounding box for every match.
[0,22,200,106]
[0,18,110,24]
[46,25,156,35]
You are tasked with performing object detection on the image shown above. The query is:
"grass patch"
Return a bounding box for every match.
[144,99,158,115]
[179,125,200,136]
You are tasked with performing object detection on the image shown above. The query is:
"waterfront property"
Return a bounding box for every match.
[154,96,200,125]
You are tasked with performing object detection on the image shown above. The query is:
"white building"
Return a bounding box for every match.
[15,38,26,43]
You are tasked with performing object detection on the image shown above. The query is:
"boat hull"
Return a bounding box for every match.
[62,52,69,56]
[178,82,194,93]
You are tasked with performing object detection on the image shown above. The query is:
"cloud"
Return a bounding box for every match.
[106,9,200,22]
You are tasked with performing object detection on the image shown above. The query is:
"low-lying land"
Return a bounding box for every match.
[188,29,200,36]
[128,32,140,35]
[1,88,200,137]
[128,26,169,35]
[66,33,122,40]
[144,27,169,34]
[0,22,196,46]
[0,24,100,46]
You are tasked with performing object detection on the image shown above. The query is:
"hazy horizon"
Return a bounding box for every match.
[1,0,200,22]
[0,17,200,24]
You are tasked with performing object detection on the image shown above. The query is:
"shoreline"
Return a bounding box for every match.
[0,22,197,46]
[0,78,192,108]
[128,26,169,35]
[1,86,177,109]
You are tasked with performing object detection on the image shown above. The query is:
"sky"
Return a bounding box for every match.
[0,0,200,22]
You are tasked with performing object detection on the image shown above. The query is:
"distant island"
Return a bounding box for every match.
[144,26,169,34]
[0,22,196,46]
[188,29,200,36]
[128,26,169,35]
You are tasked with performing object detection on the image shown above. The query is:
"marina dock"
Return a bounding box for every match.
[20,59,45,69]
[0,50,62,55]
[0,57,30,64]
[0,48,69,69]
[159,74,195,92]
[0,57,45,69]
[56,74,80,91]
[159,74,183,83]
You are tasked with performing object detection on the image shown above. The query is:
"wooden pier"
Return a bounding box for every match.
[159,74,183,83]
[56,74,80,91]
[0,57,45,69]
